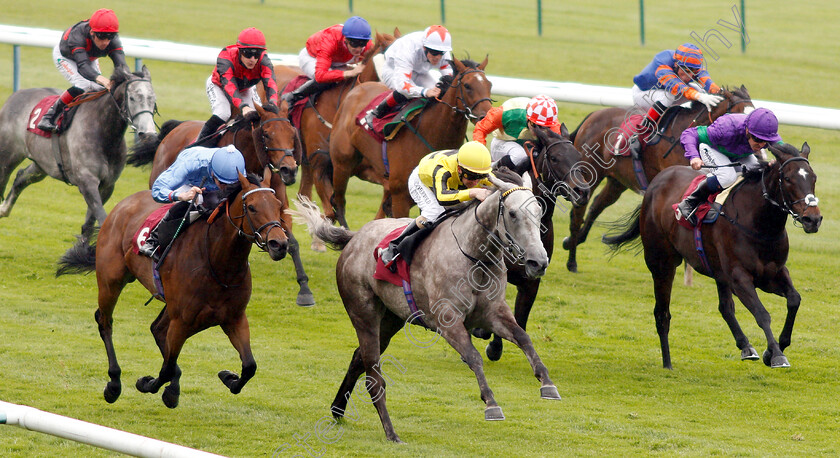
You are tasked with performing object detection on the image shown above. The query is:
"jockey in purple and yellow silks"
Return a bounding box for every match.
[627,43,724,156]
[379,141,493,267]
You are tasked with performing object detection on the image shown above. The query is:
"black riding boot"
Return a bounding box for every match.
[139,202,191,262]
[676,177,722,225]
[627,101,666,158]
[364,97,392,127]
[194,115,226,148]
[380,220,424,267]
[281,79,334,106]
[37,98,67,132]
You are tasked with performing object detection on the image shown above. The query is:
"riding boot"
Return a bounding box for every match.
[139,202,191,262]
[676,176,723,225]
[364,98,391,128]
[380,218,425,267]
[281,79,334,106]
[627,101,666,159]
[36,98,67,132]
[194,115,226,147]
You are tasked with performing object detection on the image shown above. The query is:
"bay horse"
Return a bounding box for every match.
[56,171,288,407]
[290,177,560,443]
[271,30,400,230]
[128,103,316,306]
[0,66,157,243]
[564,86,754,273]
[329,57,493,226]
[481,125,591,361]
[603,142,821,369]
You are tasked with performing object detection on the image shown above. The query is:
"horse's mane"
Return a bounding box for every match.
[436,59,480,97]
[492,166,524,186]
[219,173,264,200]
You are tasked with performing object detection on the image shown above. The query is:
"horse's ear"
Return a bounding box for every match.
[801,142,810,158]
[478,55,489,71]
[141,65,151,80]
[559,122,569,138]
[255,103,266,117]
[452,57,465,73]
[261,166,272,187]
[393,27,401,37]
[238,170,250,189]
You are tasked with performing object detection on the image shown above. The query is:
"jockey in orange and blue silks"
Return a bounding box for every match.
[281,17,373,106]
[195,27,280,148]
[38,8,129,131]
[627,44,724,156]
[379,141,493,267]
[363,25,454,127]
[675,108,783,225]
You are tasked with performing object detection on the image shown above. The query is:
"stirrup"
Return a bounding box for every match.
[362,110,376,128]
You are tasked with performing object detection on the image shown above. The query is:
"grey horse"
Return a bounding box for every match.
[291,176,561,443]
[0,66,157,242]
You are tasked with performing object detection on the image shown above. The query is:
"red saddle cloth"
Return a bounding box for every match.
[26,96,60,138]
[612,114,646,156]
[358,92,402,143]
[131,204,175,254]
[372,225,411,286]
[281,75,311,130]
[673,175,721,229]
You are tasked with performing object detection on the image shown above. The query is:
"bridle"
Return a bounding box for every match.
[761,156,819,224]
[110,77,158,132]
[527,138,579,205]
[256,116,297,173]
[451,186,532,265]
[225,186,286,249]
[434,68,493,121]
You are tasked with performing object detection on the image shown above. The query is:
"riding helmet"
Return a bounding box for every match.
[89,9,119,33]
[342,16,372,40]
[457,141,492,175]
[237,27,267,49]
[209,145,247,184]
[423,25,452,53]
[746,108,782,143]
[526,95,559,127]
[674,43,704,70]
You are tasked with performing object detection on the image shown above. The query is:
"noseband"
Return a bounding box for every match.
[111,77,158,132]
[227,187,285,250]
[437,68,493,121]
[257,116,297,173]
[761,156,819,223]
[451,187,532,265]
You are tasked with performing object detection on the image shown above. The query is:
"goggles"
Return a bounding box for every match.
[94,32,116,40]
[240,48,262,59]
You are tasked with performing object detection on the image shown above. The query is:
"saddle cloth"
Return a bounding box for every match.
[281,75,310,130]
[131,204,175,254]
[673,175,744,229]
[27,96,60,138]
[358,93,427,143]
[373,225,411,286]
[612,114,645,156]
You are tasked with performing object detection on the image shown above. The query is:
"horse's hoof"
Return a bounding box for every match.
[540,385,562,400]
[770,355,791,368]
[485,342,502,362]
[162,385,180,408]
[562,237,571,250]
[296,288,316,307]
[566,262,578,273]
[762,349,771,367]
[484,405,505,421]
[136,376,159,393]
[103,381,122,403]
[741,346,760,361]
[219,370,242,393]
[310,240,327,253]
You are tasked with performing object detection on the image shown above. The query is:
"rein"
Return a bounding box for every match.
[205,186,285,288]
[433,68,493,121]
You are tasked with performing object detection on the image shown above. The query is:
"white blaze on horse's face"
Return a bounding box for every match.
[798,168,809,180]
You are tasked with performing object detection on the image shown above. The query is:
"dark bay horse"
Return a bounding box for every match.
[0,66,157,242]
[291,177,560,442]
[603,143,821,369]
[129,103,316,306]
[564,86,754,272]
[57,171,288,407]
[329,57,493,226]
[481,125,591,361]
[271,30,400,233]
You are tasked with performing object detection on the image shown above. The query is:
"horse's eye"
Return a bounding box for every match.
[508,210,517,220]
[464,83,472,91]
[784,176,791,182]
[247,204,257,213]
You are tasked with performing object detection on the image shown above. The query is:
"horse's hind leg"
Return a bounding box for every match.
[715,280,759,361]
[76,179,109,241]
[730,268,789,368]
[0,163,46,217]
[766,267,800,353]
[95,276,129,403]
[488,304,560,401]
[437,323,506,421]
[218,314,257,395]
[647,252,679,369]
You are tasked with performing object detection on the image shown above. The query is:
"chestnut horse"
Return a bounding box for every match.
[564,86,754,272]
[128,103,316,306]
[56,172,289,407]
[271,30,400,230]
[603,143,821,369]
[329,57,493,226]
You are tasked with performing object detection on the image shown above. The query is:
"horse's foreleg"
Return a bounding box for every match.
[286,231,315,306]
[766,267,800,352]
[730,268,789,368]
[563,200,586,272]
[489,306,560,401]
[219,314,257,395]
[579,177,627,244]
[437,324,504,422]
[715,280,758,361]
[0,163,46,217]
[136,319,186,408]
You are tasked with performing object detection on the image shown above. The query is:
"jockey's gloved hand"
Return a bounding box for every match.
[244,109,261,124]
[264,102,279,114]
[696,93,724,111]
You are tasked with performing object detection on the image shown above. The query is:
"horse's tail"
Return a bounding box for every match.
[56,239,97,277]
[568,111,593,143]
[288,196,355,250]
[127,119,183,167]
[601,204,642,254]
